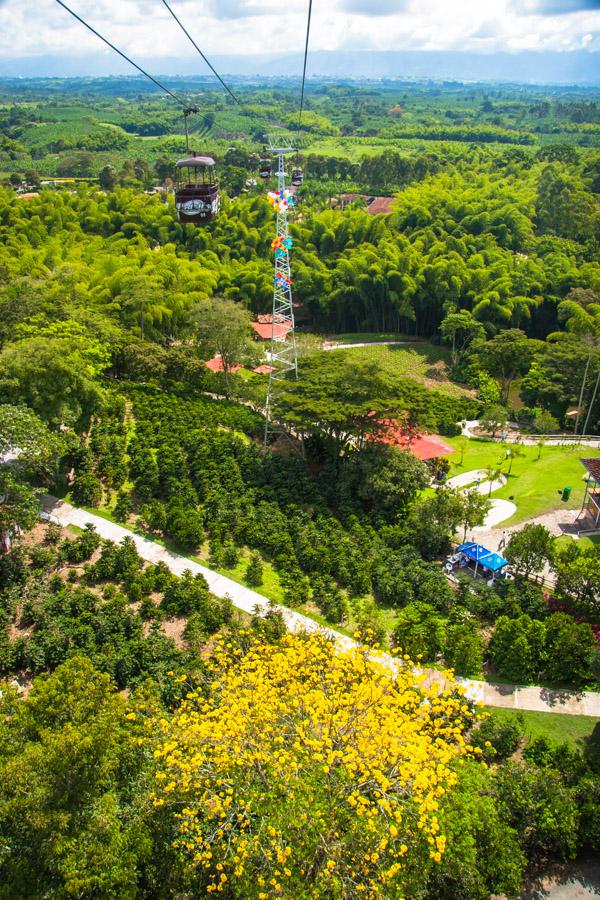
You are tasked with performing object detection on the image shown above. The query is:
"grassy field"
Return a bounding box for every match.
[445,436,600,524]
[556,533,600,552]
[487,707,598,750]
[329,342,475,399]
[326,332,415,343]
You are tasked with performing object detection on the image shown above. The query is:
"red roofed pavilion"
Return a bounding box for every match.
[369,414,455,460]
[366,196,396,216]
[251,321,292,341]
[402,433,455,461]
[205,355,242,374]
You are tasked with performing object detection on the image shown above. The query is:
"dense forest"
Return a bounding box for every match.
[1,77,600,898]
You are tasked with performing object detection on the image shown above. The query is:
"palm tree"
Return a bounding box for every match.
[506,443,524,476]
[485,465,503,496]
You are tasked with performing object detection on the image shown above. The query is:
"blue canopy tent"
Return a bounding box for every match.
[457,542,509,577]
[479,552,509,573]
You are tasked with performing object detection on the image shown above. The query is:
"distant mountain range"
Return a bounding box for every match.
[1,49,598,85]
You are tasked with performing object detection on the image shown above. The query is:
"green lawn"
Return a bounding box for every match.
[445,436,600,524]
[556,533,600,552]
[487,707,598,750]
[331,342,474,399]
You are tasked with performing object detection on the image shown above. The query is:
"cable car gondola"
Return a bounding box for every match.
[291,167,303,187]
[259,149,272,180]
[175,154,219,224]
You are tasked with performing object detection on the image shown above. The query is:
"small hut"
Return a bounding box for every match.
[579,458,600,528]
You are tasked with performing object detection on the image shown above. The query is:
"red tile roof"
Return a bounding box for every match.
[404,434,455,461]
[251,321,291,340]
[205,355,242,373]
[366,196,396,216]
[581,458,600,483]
[253,364,276,375]
[370,415,455,460]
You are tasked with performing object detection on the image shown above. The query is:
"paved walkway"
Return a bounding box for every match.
[43,498,600,718]
[446,468,507,495]
[461,420,600,447]
[446,469,489,489]
[481,499,517,527]
[470,507,582,549]
[445,469,515,526]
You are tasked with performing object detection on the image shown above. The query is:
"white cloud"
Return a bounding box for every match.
[0,0,597,61]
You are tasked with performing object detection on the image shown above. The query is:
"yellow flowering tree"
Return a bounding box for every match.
[152,632,477,898]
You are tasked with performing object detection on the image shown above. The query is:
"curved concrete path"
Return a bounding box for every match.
[479,499,517,528]
[446,469,515,526]
[446,469,507,496]
[43,498,600,718]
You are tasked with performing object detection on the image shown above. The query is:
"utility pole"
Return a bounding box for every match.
[263,135,298,448]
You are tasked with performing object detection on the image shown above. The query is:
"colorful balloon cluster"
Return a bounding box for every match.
[274,272,292,289]
[267,189,294,213]
[271,235,293,258]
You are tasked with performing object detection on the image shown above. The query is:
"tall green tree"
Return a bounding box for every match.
[440,308,485,370]
[192,297,252,398]
[279,352,432,459]
[0,470,40,540]
[0,333,109,429]
[478,329,540,404]
[552,542,600,614]
[0,657,156,896]
[0,404,65,479]
[505,523,554,578]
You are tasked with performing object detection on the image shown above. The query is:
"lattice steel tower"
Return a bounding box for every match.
[263,135,298,447]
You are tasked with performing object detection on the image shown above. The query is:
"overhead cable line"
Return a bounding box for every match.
[54,0,187,105]
[297,0,313,130]
[158,0,241,105]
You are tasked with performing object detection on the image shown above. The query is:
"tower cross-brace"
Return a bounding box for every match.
[263,136,298,447]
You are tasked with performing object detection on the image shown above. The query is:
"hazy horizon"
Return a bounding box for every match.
[0,48,598,86]
[0,0,598,85]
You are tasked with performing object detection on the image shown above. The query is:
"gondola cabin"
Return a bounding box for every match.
[259,156,272,179]
[175,155,219,224]
[291,168,303,187]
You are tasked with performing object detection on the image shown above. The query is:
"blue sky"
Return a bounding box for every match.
[0,0,598,72]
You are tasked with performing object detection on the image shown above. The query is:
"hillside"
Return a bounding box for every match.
[1,76,599,899]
